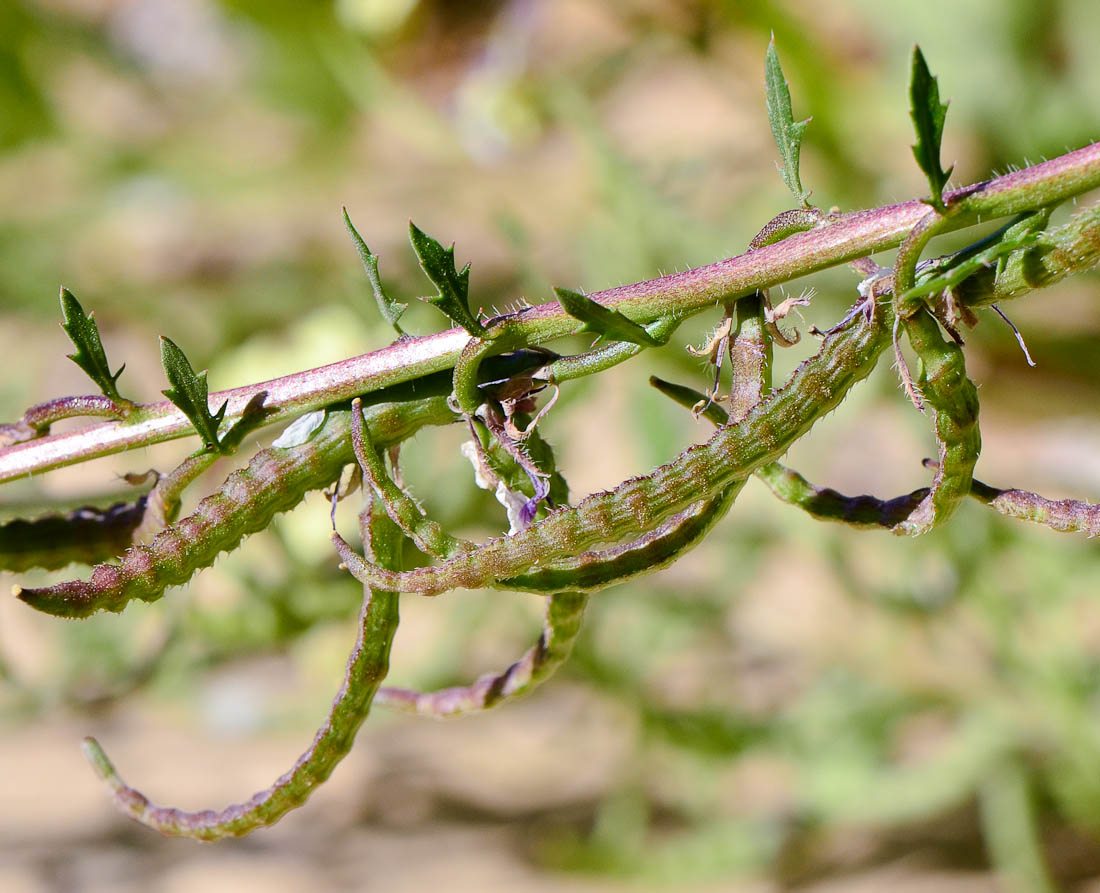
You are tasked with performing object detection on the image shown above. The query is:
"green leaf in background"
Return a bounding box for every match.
[554,287,662,346]
[764,37,812,207]
[59,288,126,403]
[343,207,407,336]
[408,222,487,337]
[909,45,953,211]
[160,336,227,452]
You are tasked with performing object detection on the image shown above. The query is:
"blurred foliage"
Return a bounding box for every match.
[2,0,1100,888]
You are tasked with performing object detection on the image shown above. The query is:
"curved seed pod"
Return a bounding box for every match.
[503,481,743,594]
[350,397,472,559]
[374,590,588,717]
[893,307,981,536]
[969,478,1100,535]
[952,205,1100,309]
[335,297,890,595]
[900,211,1048,305]
[0,497,148,573]
[83,500,403,840]
[891,208,957,406]
[649,368,928,530]
[383,486,742,729]
[0,395,128,445]
[351,355,743,600]
[756,463,928,529]
[2,395,273,574]
[375,446,744,718]
[452,333,503,418]
[16,394,454,618]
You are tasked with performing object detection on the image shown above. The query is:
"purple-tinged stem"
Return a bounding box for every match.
[2,143,1098,484]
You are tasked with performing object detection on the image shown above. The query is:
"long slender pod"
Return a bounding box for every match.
[371,313,745,714]
[0,498,148,573]
[892,307,981,535]
[374,590,588,717]
[503,481,744,594]
[82,500,403,840]
[350,397,472,559]
[348,351,745,599]
[649,373,929,529]
[756,463,928,529]
[336,297,891,595]
[374,481,745,720]
[16,393,454,618]
[968,478,1100,535]
[1,396,271,574]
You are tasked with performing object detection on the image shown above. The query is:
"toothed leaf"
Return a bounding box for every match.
[765,38,812,207]
[160,336,227,452]
[909,45,953,211]
[59,288,126,402]
[408,221,488,337]
[343,208,407,335]
[554,287,661,346]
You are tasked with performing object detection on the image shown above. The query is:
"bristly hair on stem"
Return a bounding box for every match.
[3,40,1100,847]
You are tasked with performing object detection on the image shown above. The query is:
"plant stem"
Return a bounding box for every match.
[2,143,1098,484]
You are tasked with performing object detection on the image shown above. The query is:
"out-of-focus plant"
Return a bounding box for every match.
[3,19,1100,890]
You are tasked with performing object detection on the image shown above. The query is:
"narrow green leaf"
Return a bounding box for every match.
[648,376,730,426]
[764,37,811,207]
[343,208,407,335]
[59,288,126,402]
[408,221,488,337]
[554,287,661,346]
[159,336,227,452]
[909,45,953,211]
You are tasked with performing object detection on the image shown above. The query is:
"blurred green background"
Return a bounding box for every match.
[2,0,1100,890]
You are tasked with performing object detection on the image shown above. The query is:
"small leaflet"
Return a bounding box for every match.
[59,287,126,402]
[764,38,812,207]
[554,287,661,346]
[909,45,953,211]
[343,208,408,336]
[409,222,488,337]
[160,336,227,452]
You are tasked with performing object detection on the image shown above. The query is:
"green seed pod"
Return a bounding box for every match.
[336,298,890,595]
[83,499,403,840]
[16,395,454,618]
[375,590,588,717]
[893,308,981,535]
[969,478,1100,535]
[0,498,147,573]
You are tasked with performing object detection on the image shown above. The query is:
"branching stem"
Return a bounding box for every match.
[3,144,1098,483]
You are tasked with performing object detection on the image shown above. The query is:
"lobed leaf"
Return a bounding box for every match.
[553,287,662,346]
[764,37,812,207]
[909,45,953,211]
[408,221,487,337]
[160,337,227,452]
[59,288,127,403]
[343,207,408,336]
